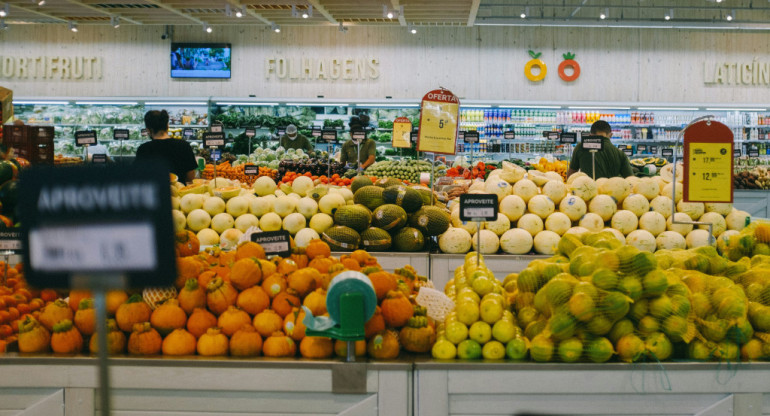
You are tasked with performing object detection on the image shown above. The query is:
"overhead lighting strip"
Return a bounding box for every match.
[215,102,279,106]
[569,106,631,110]
[706,107,767,111]
[286,102,349,107]
[13,100,69,105]
[145,101,208,106]
[637,107,700,111]
[74,101,138,105]
[500,105,562,109]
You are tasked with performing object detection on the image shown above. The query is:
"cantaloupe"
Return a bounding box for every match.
[667,212,694,236]
[499,228,533,254]
[611,210,638,235]
[533,231,560,255]
[559,195,587,221]
[638,211,666,236]
[698,212,727,237]
[484,213,511,236]
[545,212,572,236]
[588,194,617,222]
[685,229,715,249]
[650,195,674,219]
[528,195,555,219]
[512,179,539,203]
[626,229,656,252]
[656,231,686,250]
[725,210,750,231]
[499,195,527,222]
[599,177,632,204]
[579,213,605,232]
[570,176,598,201]
[542,180,568,204]
[634,178,660,201]
[677,201,705,220]
[439,227,473,254]
[471,229,500,254]
[622,194,650,217]
[517,213,544,237]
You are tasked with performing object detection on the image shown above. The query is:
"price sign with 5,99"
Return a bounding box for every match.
[682,120,734,203]
[417,88,460,155]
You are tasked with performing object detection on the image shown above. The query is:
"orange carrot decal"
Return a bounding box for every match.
[558,52,581,82]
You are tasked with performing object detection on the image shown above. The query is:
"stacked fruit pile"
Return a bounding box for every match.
[529,157,569,180]
[365,159,443,184]
[201,162,279,186]
[437,161,749,255]
[7,238,437,358]
[279,171,353,187]
[445,162,495,180]
[733,168,770,190]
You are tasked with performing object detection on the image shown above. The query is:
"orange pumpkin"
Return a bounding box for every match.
[51,319,84,354]
[176,256,206,289]
[302,289,327,317]
[263,331,296,357]
[127,322,162,355]
[229,324,263,357]
[73,298,96,336]
[305,239,331,260]
[161,328,197,356]
[253,309,283,338]
[236,286,271,316]
[177,278,207,315]
[235,241,266,261]
[350,249,371,265]
[206,277,238,316]
[115,294,152,332]
[308,257,335,274]
[364,306,386,339]
[381,291,413,328]
[197,270,218,289]
[175,230,200,257]
[67,290,92,312]
[283,307,307,341]
[271,290,301,318]
[399,316,436,353]
[287,268,318,297]
[341,257,361,271]
[299,336,334,359]
[276,258,298,276]
[150,299,187,336]
[367,329,400,359]
[334,339,367,358]
[229,258,264,291]
[217,306,252,337]
[186,308,217,339]
[218,250,237,268]
[17,315,50,353]
[39,299,73,331]
[89,319,126,355]
[368,271,398,301]
[261,274,287,298]
[197,327,229,356]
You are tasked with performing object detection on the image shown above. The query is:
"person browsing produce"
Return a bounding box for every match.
[339,116,376,169]
[279,124,314,153]
[134,110,198,184]
[567,120,633,179]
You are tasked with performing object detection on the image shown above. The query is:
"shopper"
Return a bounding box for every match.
[135,110,198,184]
[567,120,633,179]
[279,124,314,152]
[339,116,376,169]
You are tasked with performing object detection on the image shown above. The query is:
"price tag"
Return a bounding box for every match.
[650,145,658,154]
[211,149,221,162]
[662,148,674,157]
[749,148,759,157]
[682,120,734,203]
[459,194,498,222]
[321,129,338,143]
[113,129,129,141]
[504,131,515,140]
[18,164,176,288]
[352,130,367,142]
[542,131,551,138]
[210,124,223,133]
[244,165,258,176]
[464,131,479,144]
[560,132,577,144]
[734,148,742,157]
[637,145,647,154]
[623,147,633,156]
[582,137,603,151]
[75,130,97,147]
[245,128,256,138]
[203,132,226,148]
[417,88,460,155]
[311,126,322,137]
[410,131,419,143]
[141,128,149,137]
[0,230,22,253]
[392,117,412,148]
[250,230,292,257]
[277,127,286,137]
[547,132,559,141]
[183,128,194,139]
[92,154,107,164]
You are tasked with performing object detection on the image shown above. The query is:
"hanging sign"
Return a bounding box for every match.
[113,129,129,141]
[410,131,419,143]
[560,132,577,144]
[183,128,195,139]
[392,117,412,148]
[92,154,107,164]
[277,127,286,137]
[244,165,259,176]
[650,145,658,154]
[210,123,223,133]
[417,88,460,155]
[321,129,338,143]
[0,230,23,253]
[75,130,97,147]
[749,147,759,157]
[351,130,367,142]
[682,120,734,203]
[547,131,559,141]
[623,147,633,156]
[662,148,674,157]
[141,128,149,137]
[637,144,647,154]
[734,148,742,157]
[244,128,256,138]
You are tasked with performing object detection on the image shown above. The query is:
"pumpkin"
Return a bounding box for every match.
[367,271,398,301]
[253,309,283,337]
[263,331,296,357]
[51,319,84,354]
[236,286,271,316]
[341,257,361,271]
[67,289,92,312]
[350,249,372,265]
[105,290,129,316]
[399,316,436,353]
[206,277,238,316]
[175,230,200,257]
[229,324,263,357]
[161,328,197,356]
[217,306,252,337]
[290,249,309,269]
[186,308,217,339]
[283,307,307,341]
[115,294,152,332]
[39,299,73,331]
[381,291,414,328]
[271,289,301,318]
[197,270,218,289]
[127,322,162,355]
[89,319,126,355]
[197,327,229,356]
[177,278,207,315]
[367,329,400,359]
[17,315,50,353]
[334,339,367,357]
[229,258,264,291]
[217,250,236,268]
[364,306,386,339]
[305,239,331,260]
[308,257,334,274]
[299,336,334,359]
[73,298,96,336]
[235,241,266,261]
[302,288,327,317]
[287,268,318,297]
[257,260,277,280]
[261,274,287,298]
[150,299,187,336]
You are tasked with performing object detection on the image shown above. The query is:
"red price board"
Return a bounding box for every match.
[683,120,734,203]
[417,88,460,155]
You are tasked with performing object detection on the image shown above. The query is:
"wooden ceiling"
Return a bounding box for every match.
[2,0,769,29]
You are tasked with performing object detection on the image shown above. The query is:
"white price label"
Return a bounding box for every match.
[0,240,21,250]
[29,223,157,272]
[260,241,290,255]
[463,207,495,219]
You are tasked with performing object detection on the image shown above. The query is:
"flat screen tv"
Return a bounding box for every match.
[171,43,231,79]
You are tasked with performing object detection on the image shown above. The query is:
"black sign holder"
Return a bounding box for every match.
[113,129,129,163]
[203,132,226,182]
[464,131,479,166]
[0,231,21,287]
[459,193,498,268]
[245,127,256,155]
[352,131,366,173]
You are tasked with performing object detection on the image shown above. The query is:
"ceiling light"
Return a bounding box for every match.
[600,8,608,20]
[286,102,349,107]
[215,102,279,106]
[13,100,69,105]
[272,23,281,33]
[408,23,416,34]
[302,5,312,18]
[235,8,243,18]
[74,101,138,105]
[69,21,78,32]
[111,16,120,28]
[37,0,45,5]
[726,9,734,21]
[637,107,700,111]
[569,106,631,110]
[520,7,529,19]
[716,0,722,3]
[706,107,767,111]
[0,3,8,18]
[145,101,209,106]
[203,23,212,33]
[664,9,673,21]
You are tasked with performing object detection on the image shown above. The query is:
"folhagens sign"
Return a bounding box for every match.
[265,56,380,81]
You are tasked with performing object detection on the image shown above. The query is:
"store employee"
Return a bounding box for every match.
[340,126,376,169]
[279,124,314,153]
[567,120,633,179]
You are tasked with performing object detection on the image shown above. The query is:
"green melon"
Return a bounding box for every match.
[392,226,425,252]
[354,186,385,211]
[322,225,361,251]
[372,204,408,231]
[360,227,392,251]
[409,205,451,236]
[350,176,373,193]
[375,177,403,188]
[410,185,434,206]
[333,204,372,232]
[382,185,423,213]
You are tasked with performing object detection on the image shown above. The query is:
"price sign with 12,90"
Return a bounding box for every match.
[459,194,498,222]
[417,88,460,155]
[75,130,97,147]
[682,120,734,203]
[392,117,412,149]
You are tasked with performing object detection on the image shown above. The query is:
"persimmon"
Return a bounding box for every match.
[28,298,44,311]
[39,289,58,303]
[0,324,12,338]
[16,303,31,315]
[7,307,19,321]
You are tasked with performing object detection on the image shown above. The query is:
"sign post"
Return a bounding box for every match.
[417,88,460,156]
[352,130,366,172]
[322,129,338,178]
[581,137,603,181]
[459,194,498,267]
[245,127,256,155]
[203,132,226,181]
[76,130,97,163]
[464,131,479,165]
[113,129,129,163]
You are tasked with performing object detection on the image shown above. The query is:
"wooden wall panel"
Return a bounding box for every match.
[0,24,767,104]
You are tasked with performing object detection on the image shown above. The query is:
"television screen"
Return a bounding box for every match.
[171,43,231,79]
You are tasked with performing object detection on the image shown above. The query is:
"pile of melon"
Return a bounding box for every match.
[438,162,750,255]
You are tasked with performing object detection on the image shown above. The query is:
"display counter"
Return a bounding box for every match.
[332,251,431,276]
[429,253,550,290]
[734,190,770,219]
[0,356,412,416]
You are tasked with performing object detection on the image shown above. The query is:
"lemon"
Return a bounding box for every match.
[716,341,740,361]
[530,334,554,362]
[455,301,480,326]
[568,292,596,322]
[491,319,517,344]
[472,276,495,296]
[586,315,613,336]
[479,298,504,324]
[629,298,649,322]
[585,337,615,363]
[616,334,645,363]
[444,321,469,345]
[469,321,492,344]
[648,294,673,319]
[644,332,673,361]
[618,276,643,301]
[482,340,506,360]
[740,339,763,361]
[525,319,548,340]
[506,336,530,360]
[662,315,688,342]
[688,339,716,360]
[591,268,618,290]
[691,293,712,318]
[637,315,660,336]
[608,319,635,344]
[456,339,482,359]
[517,307,541,329]
[431,338,457,359]
[557,337,583,363]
